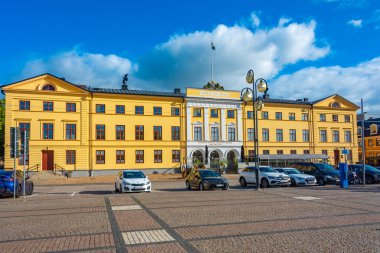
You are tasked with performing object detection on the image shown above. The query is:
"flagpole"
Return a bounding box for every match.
[211,44,214,82]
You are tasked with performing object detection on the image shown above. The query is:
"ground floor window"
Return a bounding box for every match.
[136,150,144,163]
[116,150,125,164]
[96,150,105,164]
[66,150,76,164]
[154,150,162,163]
[172,150,180,162]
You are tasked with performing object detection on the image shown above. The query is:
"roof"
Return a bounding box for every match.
[262,98,311,105]
[312,93,360,109]
[259,154,328,160]
[89,87,184,98]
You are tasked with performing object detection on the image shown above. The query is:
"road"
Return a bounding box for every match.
[0,180,379,252]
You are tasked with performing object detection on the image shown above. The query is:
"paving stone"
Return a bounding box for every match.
[122,229,175,245]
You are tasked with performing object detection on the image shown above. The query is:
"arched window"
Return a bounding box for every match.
[331,102,340,108]
[42,84,55,91]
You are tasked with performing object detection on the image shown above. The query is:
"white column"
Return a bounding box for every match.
[204,108,209,141]
[237,108,243,142]
[221,109,226,141]
[186,106,192,141]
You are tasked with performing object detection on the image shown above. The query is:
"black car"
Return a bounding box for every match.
[289,162,340,186]
[348,164,380,184]
[186,169,229,191]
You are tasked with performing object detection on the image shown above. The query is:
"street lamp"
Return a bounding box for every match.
[241,69,268,190]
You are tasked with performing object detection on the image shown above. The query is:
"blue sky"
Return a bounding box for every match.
[1,0,380,111]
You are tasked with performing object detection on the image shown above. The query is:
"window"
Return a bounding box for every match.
[263,150,270,155]
[261,111,268,119]
[302,130,309,142]
[290,150,297,154]
[171,107,180,116]
[275,112,282,120]
[154,150,162,163]
[116,150,125,164]
[43,123,53,139]
[276,129,283,142]
[248,128,254,141]
[332,130,340,142]
[154,126,162,140]
[19,123,30,165]
[135,106,144,115]
[344,131,351,143]
[194,127,202,141]
[66,103,76,112]
[43,101,53,111]
[248,150,255,161]
[42,84,55,91]
[303,150,310,154]
[19,100,30,110]
[211,109,218,118]
[320,130,327,142]
[228,128,235,141]
[332,115,338,122]
[116,105,125,114]
[96,150,105,164]
[344,115,351,122]
[153,107,162,115]
[302,113,308,121]
[227,110,235,118]
[331,102,340,108]
[277,150,283,154]
[289,113,295,120]
[96,125,105,140]
[320,114,326,122]
[172,150,180,162]
[135,150,144,163]
[96,104,105,113]
[369,139,373,147]
[322,150,328,155]
[262,128,269,142]
[66,150,76,164]
[193,108,201,117]
[135,125,144,140]
[66,124,76,140]
[289,129,296,142]
[172,126,180,140]
[211,127,219,141]
[116,125,125,140]
[376,139,380,146]
[247,111,254,119]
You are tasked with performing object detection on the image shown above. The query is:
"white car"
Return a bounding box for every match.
[239,166,291,188]
[115,170,151,193]
[275,168,317,186]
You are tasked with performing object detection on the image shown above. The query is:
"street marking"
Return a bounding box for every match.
[293,196,322,201]
[122,229,175,245]
[112,205,142,211]
[71,192,76,197]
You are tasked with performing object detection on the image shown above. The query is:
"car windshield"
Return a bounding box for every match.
[353,165,380,172]
[314,163,336,172]
[123,171,145,179]
[284,169,302,175]
[259,167,276,173]
[199,170,220,177]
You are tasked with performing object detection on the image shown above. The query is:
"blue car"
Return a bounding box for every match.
[0,170,34,198]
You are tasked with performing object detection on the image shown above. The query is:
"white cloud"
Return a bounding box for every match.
[347,19,363,28]
[20,50,135,88]
[270,57,380,112]
[315,0,367,8]
[250,12,260,28]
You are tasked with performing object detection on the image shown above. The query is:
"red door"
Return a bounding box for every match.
[42,150,54,170]
[334,150,340,168]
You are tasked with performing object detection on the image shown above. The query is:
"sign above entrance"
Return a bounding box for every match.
[186,88,241,100]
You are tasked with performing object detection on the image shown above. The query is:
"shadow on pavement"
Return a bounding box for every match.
[79,190,114,195]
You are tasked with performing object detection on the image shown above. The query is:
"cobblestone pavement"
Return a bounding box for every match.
[0,181,379,252]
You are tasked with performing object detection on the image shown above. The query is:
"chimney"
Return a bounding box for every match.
[122,74,128,90]
[174,88,181,94]
[303,98,309,102]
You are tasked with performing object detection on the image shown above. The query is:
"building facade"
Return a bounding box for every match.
[358,118,380,166]
[1,74,360,175]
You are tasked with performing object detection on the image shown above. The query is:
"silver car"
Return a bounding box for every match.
[115,170,151,193]
[239,166,291,188]
[275,168,317,186]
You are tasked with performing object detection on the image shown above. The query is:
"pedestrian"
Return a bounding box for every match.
[180,164,186,178]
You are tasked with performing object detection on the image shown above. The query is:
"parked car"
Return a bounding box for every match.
[115,170,151,193]
[275,168,317,186]
[347,164,380,184]
[289,162,340,186]
[0,170,34,198]
[239,166,291,188]
[186,169,229,191]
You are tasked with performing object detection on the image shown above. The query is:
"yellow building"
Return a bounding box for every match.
[1,73,359,175]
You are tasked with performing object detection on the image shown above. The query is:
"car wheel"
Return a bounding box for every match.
[317,178,325,186]
[15,185,21,198]
[120,184,123,193]
[291,179,296,187]
[354,177,362,184]
[29,183,34,195]
[222,184,229,190]
[366,176,374,184]
[115,183,119,192]
[239,177,247,187]
[186,181,191,190]
[199,183,204,191]
[261,179,269,188]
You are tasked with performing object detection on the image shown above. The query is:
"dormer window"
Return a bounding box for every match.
[42,84,55,91]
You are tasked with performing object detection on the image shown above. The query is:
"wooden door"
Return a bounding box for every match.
[42,150,54,170]
[334,150,340,168]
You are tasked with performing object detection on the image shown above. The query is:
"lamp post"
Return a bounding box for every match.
[241,69,268,190]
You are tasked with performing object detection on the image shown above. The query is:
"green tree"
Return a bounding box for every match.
[0,99,4,160]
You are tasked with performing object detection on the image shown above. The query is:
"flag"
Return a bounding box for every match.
[211,42,215,50]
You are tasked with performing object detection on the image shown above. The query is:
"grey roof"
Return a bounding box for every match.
[88,87,185,98]
[262,98,311,105]
[259,154,328,160]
